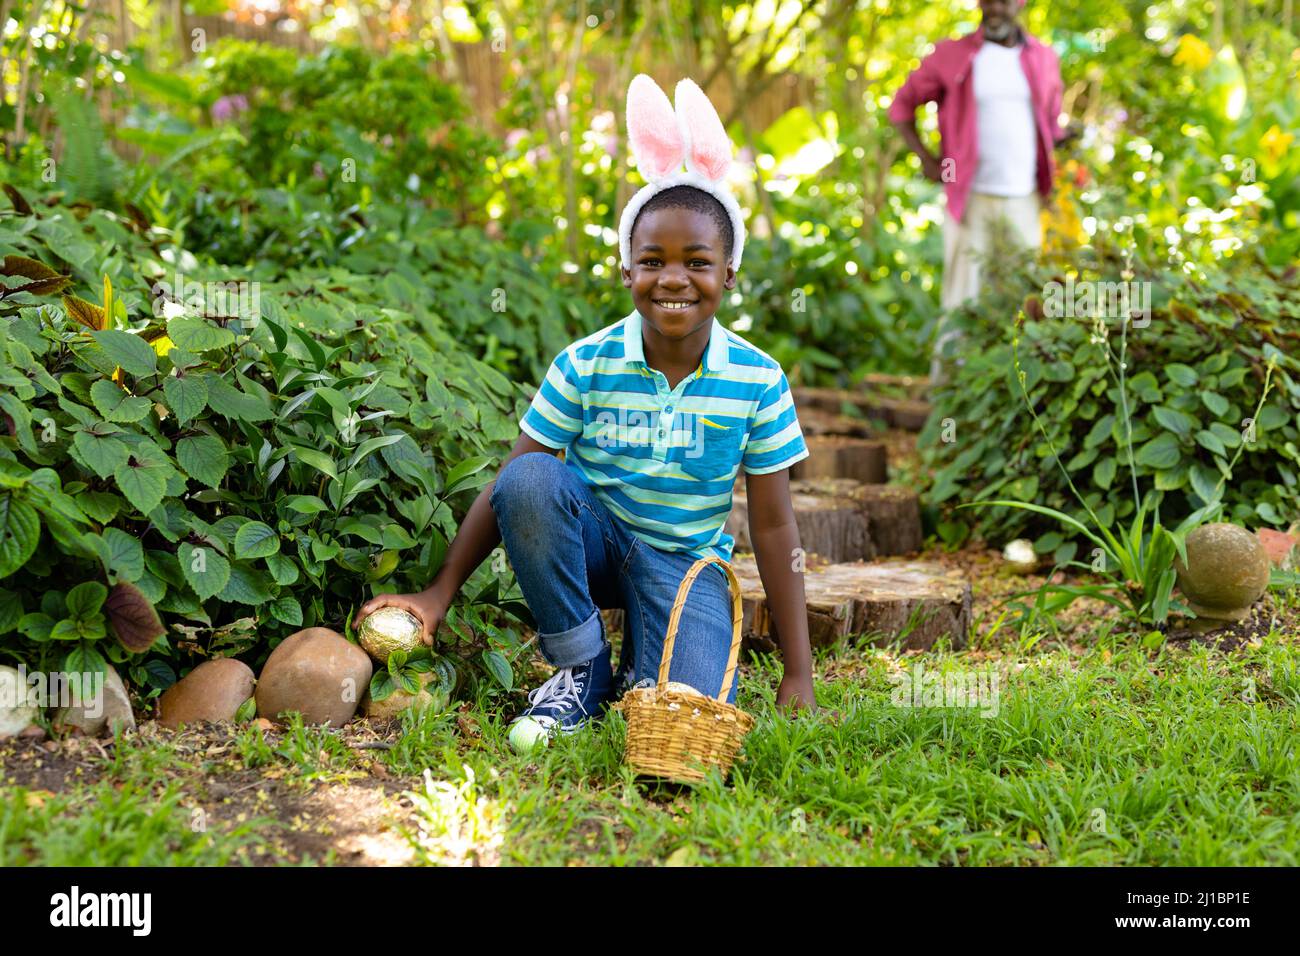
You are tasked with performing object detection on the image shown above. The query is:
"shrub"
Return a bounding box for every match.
[0,190,535,698]
[922,241,1300,558]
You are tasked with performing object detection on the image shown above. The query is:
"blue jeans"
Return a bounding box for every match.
[489,453,739,706]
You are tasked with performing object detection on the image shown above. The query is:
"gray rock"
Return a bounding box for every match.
[53,665,136,737]
[256,627,372,727]
[1175,522,1271,624]
[159,658,256,729]
[0,665,39,738]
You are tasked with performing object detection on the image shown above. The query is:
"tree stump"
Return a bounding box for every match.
[789,435,888,484]
[731,554,972,653]
[727,488,874,563]
[860,373,931,400]
[794,404,876,439]
[789,478,924,556]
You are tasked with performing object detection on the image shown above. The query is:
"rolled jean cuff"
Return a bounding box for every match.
[538,608,606,668]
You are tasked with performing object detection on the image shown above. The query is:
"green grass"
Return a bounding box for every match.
[388,634,1300,866]
[3,627,1298,865]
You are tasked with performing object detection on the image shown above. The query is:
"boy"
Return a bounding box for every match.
[355,77,816,743]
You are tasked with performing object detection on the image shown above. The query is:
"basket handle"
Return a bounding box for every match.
[657,556,744,703]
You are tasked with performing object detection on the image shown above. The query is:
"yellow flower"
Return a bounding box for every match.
[1260,124,1295,164]
[1174,34,1214,72]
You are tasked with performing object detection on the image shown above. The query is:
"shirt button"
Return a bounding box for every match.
[664,405,673,414]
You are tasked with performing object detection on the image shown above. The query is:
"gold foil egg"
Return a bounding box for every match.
[358,607,424,663]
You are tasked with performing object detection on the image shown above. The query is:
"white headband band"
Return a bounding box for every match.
[617,75,746,272]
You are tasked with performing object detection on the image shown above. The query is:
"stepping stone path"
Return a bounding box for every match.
[732,554,972,652]
[723,380,970,653]
[790,435,887,484]
[792,386,932,433]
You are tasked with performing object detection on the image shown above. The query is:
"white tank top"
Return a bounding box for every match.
[971,42,1038,197]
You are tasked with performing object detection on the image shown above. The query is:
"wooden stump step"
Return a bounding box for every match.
[791,478,924,557]
[731,554,972,653]
[726,478,922,562]
[793,387,932,433]
[789,435,888,485]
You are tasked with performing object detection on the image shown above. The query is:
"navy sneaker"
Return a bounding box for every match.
[508,647,614,750]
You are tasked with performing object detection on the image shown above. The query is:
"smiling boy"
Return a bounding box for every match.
[354,79,816,745]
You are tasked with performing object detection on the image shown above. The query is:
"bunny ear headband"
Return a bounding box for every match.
[619,74,746,272]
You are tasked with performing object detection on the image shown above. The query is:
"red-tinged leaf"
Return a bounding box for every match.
[2,255,61,280]
[62,294,106,331]
[104,581,164,652]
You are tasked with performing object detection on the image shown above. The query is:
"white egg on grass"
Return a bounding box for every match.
[509,717,552,753]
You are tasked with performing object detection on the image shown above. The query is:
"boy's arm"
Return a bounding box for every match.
[353,432,558,643]
[745,467,816,713]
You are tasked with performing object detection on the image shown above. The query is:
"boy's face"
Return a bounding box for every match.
[621,206,736,343]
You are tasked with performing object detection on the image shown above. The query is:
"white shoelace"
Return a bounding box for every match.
[527,667,588,714]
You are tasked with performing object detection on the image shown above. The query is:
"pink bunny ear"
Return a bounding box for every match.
[674,78,732,181]
[626,74,683,181]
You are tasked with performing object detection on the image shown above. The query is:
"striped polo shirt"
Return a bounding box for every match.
[519,309,808,562]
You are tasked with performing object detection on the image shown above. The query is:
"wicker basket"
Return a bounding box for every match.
[617,556,755,784]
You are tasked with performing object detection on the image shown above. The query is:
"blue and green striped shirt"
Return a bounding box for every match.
[519,309,809,562]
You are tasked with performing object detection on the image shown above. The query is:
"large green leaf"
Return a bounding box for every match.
[90,379,152,423]
[93,330,157,378]
[481,648,513,691]
[114,453,170,514]
[167,316,236,352]
[176,435,230,489]
[163,373,208,425]
[179,541,231,601]
[65,581,108,618]
[1135,433,1182,469]
[101,526,145,582]
[0,493,40,577]
[219,562,274,605]
[203,374,274,421]
[288,443,338,481]
[234,521,280,560]
[1151,406,1197,440]
[73,427,130,479]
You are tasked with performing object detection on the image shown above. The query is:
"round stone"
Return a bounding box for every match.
[0,665,38,738]
[1174,522,1270,622]
[358,607,425,664]
[159,658,256,729]
[256,627,373,727]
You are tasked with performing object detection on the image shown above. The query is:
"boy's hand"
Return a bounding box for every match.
[776,672,817,714]
[353,589,450,647]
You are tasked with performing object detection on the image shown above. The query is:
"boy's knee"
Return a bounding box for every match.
[490,452,563,515]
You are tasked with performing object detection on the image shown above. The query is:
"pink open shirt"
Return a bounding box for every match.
[888,29,1067,223]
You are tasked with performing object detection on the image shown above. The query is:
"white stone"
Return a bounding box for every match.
[0,665,39,738]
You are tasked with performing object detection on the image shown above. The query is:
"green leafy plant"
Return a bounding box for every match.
[924,241,1300,552]
[368,647,451,705]
[0,192,531,693]
[962,310,1278,628]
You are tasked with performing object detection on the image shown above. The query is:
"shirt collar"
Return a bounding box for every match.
[622,309,730,374]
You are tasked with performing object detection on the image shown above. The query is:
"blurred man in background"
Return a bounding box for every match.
[889,0,1072,384]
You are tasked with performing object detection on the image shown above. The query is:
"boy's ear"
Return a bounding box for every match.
[621,266,633,288]
[724,266,737,290]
